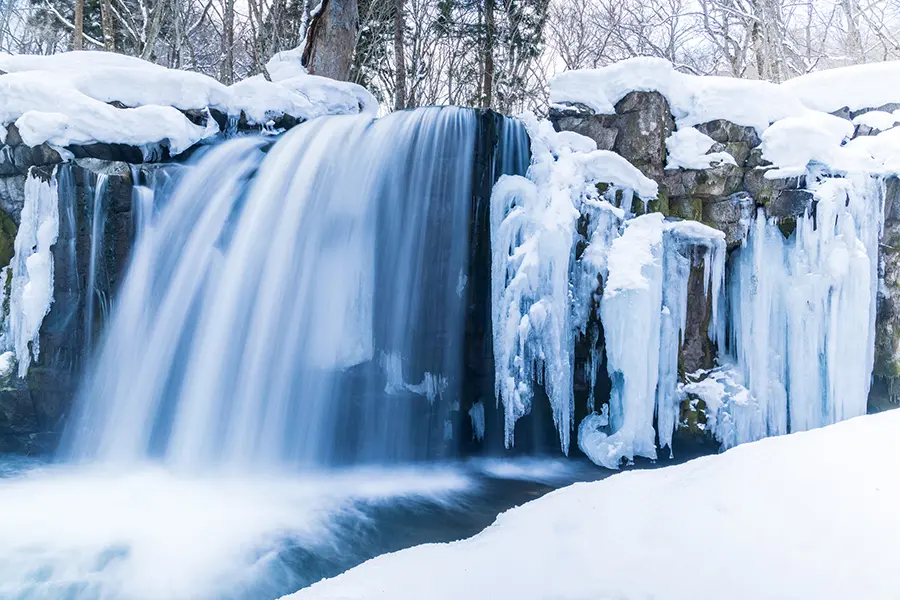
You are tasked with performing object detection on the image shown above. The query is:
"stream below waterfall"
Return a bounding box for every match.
[0,456,618,599]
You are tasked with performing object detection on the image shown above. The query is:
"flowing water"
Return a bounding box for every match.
[0,108,548,599]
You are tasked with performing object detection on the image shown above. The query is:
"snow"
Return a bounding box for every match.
[759,112,855,177]
[782,60,900,113]
[852,110,899,131]
[550,57,808,132]
[0,51,375,154]
[283,410,900,600]
[665,127,736,170]
[265,47,308,82]
[3,169,59,377]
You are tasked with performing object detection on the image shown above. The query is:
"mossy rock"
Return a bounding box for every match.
[668,196,703,221]
[0,210,17,269]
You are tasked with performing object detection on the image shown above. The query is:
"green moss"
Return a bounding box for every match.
[679,394,708,435]
[648,187,670,216]
[669,196,703,221]
[632,198,646,216]
[777,217,797,239]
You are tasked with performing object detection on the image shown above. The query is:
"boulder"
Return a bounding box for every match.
[694,119,761,149]
[703,192,754,249]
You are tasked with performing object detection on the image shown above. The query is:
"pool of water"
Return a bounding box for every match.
[0,456,607,600]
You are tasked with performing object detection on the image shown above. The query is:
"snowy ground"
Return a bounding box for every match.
[286,410,900,600]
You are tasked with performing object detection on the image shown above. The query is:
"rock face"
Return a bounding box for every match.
[872,177,900,412]
[551,89,897,438]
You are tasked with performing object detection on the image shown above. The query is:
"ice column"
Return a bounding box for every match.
[5,168,59,377]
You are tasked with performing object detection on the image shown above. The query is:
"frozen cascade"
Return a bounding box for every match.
[586,213,666,468]
[724,173,882,442]
[490,114,658,453]
[4,169,59,377]
[61,107,523,468]
[656,221,726,453]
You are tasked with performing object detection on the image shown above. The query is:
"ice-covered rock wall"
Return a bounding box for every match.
[489,57,900,467]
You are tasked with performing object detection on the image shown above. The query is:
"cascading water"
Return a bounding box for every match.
[84,174,108,350]
[63,107,521,469]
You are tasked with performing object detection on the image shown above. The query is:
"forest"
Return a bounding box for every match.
[1,0,899,113]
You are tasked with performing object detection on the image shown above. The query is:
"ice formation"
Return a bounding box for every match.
[725,174,881,438]
[505,58,892,466]
[3,169,59,377]
[490,113,655,452]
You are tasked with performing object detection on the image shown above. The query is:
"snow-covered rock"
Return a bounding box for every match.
[0,51,376,156]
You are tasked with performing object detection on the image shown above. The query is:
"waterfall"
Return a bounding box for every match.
[84,174,108,351]
[62,107,527,469]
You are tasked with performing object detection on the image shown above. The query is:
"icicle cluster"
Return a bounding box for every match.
[579,216,726,468]
[491,113,659,453]
[3,168,59,377]
[720,173,882,443]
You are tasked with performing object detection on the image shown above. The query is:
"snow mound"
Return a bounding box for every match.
[852,110,900,131]
[760,111,855,177]
[666,127,736,170]
[782,60,900,113]
[283,410,900,600]
[0,51,375,154]
[550,57,807,132]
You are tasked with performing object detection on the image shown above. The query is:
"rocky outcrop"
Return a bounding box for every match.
[0,158,174,454]
[552,89,898,440]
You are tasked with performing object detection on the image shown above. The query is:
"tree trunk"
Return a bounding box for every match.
[302,0,359,81]
[100,0,115,51]
[393,0,407,110]
[73,0,84,50]
[141,0,169,60]
[481,0,494,108]
[841,0,865,62]
[220,0,235,83]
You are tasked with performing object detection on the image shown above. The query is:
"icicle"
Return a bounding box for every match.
[6,168,59,377]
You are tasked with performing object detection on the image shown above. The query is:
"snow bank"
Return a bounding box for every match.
[550,57,807,132]
[284,410,900,600]
[782,60,900,113]
[0,51,376,154]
